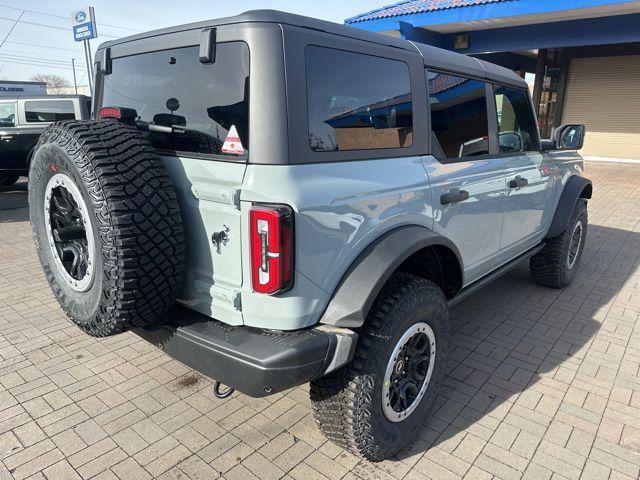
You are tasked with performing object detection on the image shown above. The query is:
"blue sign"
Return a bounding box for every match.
[73,22,96,41]
[71,7,97,42]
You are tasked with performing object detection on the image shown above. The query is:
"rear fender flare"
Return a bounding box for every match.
[319,226,462,329]
[546,175,592,239]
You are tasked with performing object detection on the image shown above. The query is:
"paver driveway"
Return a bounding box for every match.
[1,162,640,480]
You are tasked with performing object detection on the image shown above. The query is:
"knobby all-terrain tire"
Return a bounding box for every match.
[310,273,450,461]
[0,173,20,186]
[530,199,588,289]
[28,119,185,337]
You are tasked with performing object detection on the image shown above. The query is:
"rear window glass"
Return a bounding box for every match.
[428,71,489,159]
[306,46,413,152]
[100,42,249,158]
[25,100,75,123]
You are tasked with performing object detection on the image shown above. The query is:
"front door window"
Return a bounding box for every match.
[494,86,540,153]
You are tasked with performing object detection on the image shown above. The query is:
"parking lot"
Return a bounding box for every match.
[1,161,639,480]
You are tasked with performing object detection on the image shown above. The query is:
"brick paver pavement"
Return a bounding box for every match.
[2,161,640,480]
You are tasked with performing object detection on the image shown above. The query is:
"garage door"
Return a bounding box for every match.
[562,55,640,159]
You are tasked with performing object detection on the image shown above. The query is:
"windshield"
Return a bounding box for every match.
[99,42,250,158]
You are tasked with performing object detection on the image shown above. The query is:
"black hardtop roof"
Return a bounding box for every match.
[98,9,526,89]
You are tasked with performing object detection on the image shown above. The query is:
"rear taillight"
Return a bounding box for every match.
[250,205,294,294]
[98,106,137,123]
[99,107,121,119]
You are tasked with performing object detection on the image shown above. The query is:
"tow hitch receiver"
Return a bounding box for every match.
[213,381,234,399]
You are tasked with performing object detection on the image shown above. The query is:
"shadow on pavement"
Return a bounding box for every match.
[0,179,29,223]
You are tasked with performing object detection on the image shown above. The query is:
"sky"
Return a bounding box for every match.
[0,0,392,85]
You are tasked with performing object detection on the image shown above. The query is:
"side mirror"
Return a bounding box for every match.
[549,124,586,151]
[499,131,523,153]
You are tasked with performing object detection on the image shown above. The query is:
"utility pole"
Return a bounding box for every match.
[72,58,78,94]
[82,40,94,96]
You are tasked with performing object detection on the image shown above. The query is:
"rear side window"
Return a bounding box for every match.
[25,100,75,123]
[306,46,413,152]
[0,103,15,127]
[428,71,489,159]
[494,85,540,153]
[100,42,249,158]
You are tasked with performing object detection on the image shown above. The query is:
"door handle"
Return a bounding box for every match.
[0,135,13,141]
[440,190,469,205]
[509,176,528,189]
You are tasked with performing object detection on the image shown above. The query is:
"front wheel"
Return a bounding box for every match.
[310,273,450,461]
[530,199,588,288]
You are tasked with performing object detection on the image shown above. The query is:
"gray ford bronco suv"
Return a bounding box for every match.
[28,10,591,461]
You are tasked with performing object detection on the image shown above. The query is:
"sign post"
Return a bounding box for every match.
[70,7,97,96]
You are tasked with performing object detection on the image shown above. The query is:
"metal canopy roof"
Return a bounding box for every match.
[345,0,511,24]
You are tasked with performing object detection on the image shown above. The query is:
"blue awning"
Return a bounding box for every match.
[346,0,511,24]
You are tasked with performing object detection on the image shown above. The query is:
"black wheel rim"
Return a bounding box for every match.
[567,221,583,269]
[44,174,95,291]
[383,322,436,422]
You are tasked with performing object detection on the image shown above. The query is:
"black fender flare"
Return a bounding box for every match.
[319,226,463,328]
[545,176,592,239]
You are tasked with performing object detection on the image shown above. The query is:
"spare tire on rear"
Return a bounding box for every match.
[28,119,185,337]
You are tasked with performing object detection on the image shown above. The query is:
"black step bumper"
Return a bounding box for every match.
[134,308,357,397]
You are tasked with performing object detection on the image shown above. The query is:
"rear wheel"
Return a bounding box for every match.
[29,120,185,336]
[310,273,449,461]
[0,173,20,186]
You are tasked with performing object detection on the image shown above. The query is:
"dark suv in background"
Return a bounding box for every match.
[0,95,90,186]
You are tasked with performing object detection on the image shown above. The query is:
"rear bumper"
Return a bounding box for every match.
[134,308,357,397]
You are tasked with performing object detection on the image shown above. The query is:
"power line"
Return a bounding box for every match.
[0,57,79,71]
[0,3,143,33]
[5,40,84,54]
[0,9,22,49]
[0,15,120,39]
[0,53,86,67]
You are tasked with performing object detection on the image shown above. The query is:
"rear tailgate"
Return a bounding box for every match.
[97,40,251,324]
[163,157,246,323]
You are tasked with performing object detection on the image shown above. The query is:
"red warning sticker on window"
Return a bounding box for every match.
[222,125,244,155]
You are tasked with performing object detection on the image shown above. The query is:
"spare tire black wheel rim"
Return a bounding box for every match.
[567,221,583,270]
[44,173,95,292]
[382,322,436,422]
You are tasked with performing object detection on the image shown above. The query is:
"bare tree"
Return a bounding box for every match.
[30,74,70,94]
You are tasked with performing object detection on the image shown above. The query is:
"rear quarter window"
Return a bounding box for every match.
[99,42,250,159]
[25,100,75,123]
[306,46,413,152]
